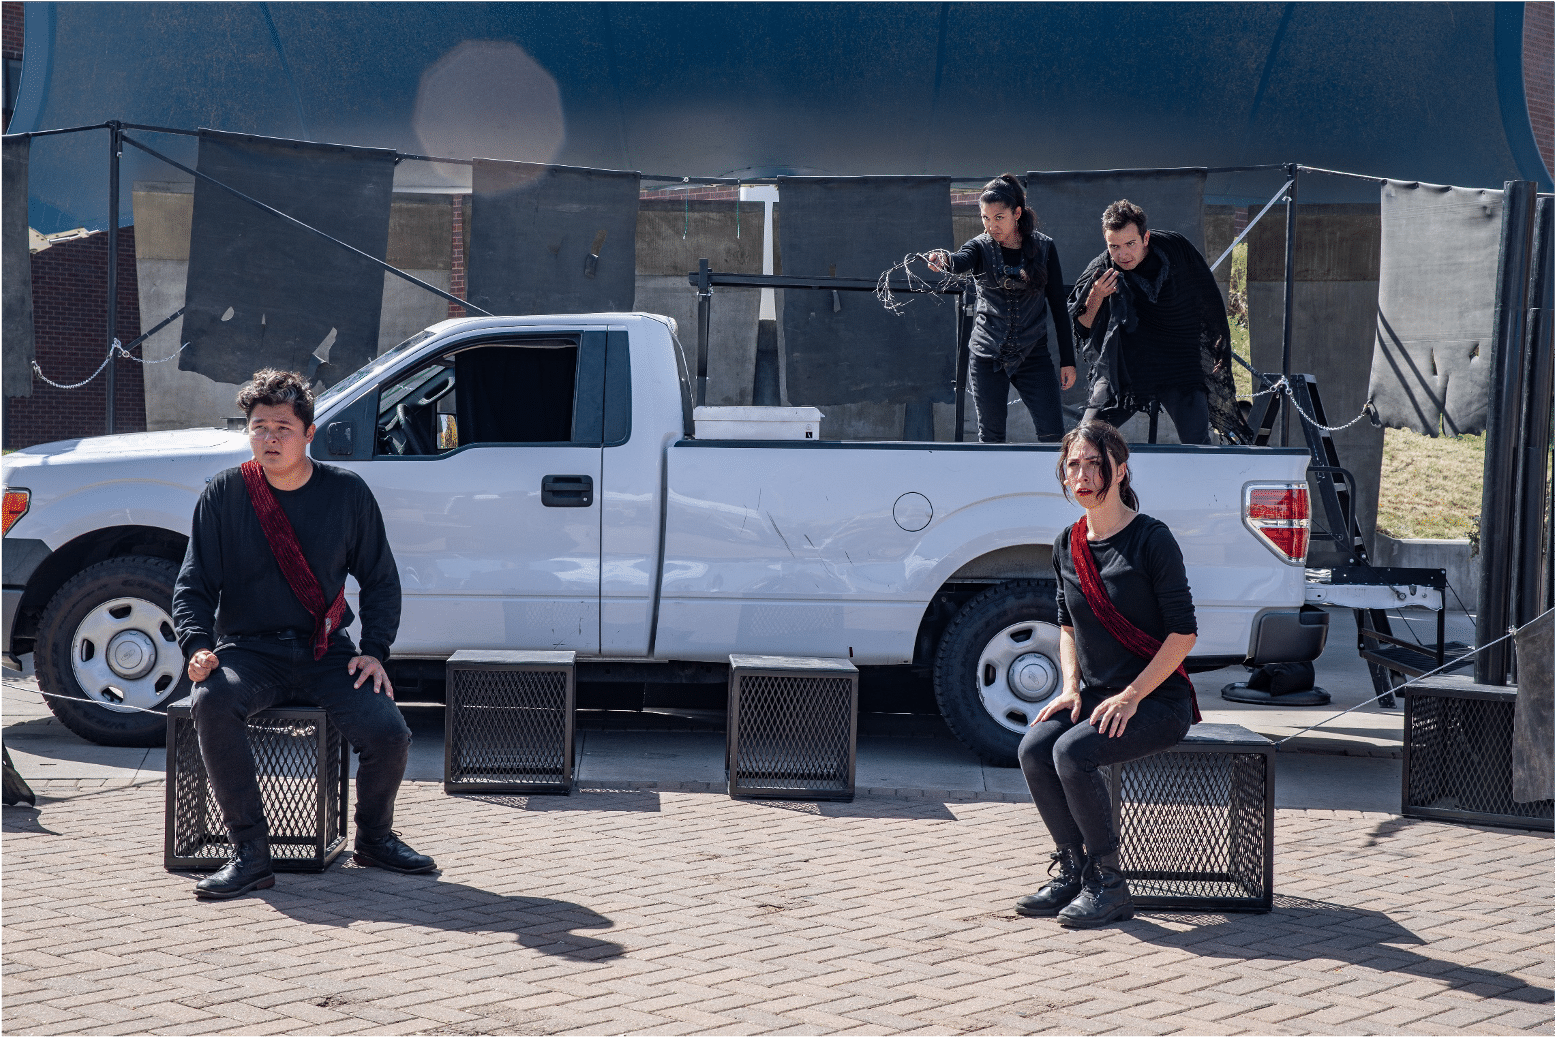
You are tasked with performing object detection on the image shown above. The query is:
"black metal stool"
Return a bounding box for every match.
[727,654,857,801]
[445,650,575,795]
[1109,723,1275,912]
[1403,678,1554,831]
[164,703,349,872]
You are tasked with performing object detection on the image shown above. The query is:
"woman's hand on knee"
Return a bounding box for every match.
[1035,687,1082,725]
[1090,693,1139,737]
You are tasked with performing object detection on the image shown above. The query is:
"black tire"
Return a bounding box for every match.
[933,579,1062,767]
[34,556,190,747]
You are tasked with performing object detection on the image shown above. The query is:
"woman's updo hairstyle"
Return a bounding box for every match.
[980,174,1036,238]
[1055,420,1139,510]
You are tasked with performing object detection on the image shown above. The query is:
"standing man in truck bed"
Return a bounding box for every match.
[1069,200,1249,444]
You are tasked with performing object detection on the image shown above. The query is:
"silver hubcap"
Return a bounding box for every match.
[1009,651,1060,702]
[977,619,1063,734]
[70,597,182,713]
[107,630,158,680]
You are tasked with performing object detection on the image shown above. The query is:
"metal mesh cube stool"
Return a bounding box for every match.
[164,703,349,872]
[1404,678,1554,831]
[728,655,857,801]
[1109,723,1274,912]
[445,650,575,795]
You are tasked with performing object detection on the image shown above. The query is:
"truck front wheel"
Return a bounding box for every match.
[34,556,189,747]
[933,580,1062,767]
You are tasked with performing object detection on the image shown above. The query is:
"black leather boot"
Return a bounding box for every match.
[194,838,275,900]
[354,831,437,874]
[1015,846,1084,917]
[1057,850,1135,928]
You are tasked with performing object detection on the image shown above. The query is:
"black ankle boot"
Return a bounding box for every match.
[194,838,275,900]
[354,831,436,874]
[1057,850,1134,928]
[1015,846,1084,917]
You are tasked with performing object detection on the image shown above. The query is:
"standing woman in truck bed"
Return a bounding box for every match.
[1015,420,1200,927]
[926,174,1075,443]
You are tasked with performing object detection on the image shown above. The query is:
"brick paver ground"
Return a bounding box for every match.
[3,779,1551,1036]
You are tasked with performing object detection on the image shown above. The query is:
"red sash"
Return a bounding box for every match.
[1071,514,1200,723]
[240,460,347,661]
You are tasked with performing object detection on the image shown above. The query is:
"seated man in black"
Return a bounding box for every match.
[1068,200,1247,445]
[173,369,434,900]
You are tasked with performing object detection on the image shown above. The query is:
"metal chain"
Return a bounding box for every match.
[1236,374,1374,432]
[31,338,189,391]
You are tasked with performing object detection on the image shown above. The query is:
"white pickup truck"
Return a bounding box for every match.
[1,313,1328,763]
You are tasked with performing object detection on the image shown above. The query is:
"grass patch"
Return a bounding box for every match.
[1227,243,1252,399]
[1376,427,1484,540]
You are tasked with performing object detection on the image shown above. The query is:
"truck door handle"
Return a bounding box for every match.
[542,474,594,508]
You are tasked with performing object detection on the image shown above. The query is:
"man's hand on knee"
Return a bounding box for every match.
[348,655,394,698]
[188,649,220,683]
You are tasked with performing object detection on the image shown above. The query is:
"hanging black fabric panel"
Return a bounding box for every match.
[1367,181,1502,435]
[778,176,954,406]
[1023,169,1208,281]
[1512,608,1553,804]
[468,160,640,316]
[179,130,394,386]
[3,138,34,397]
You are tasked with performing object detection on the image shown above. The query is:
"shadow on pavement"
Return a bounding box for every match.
[1,803,62,835]
[460,790,663,813]
[753,796,959,820]
[1127,894,1553,1004]
[224,866,625,961]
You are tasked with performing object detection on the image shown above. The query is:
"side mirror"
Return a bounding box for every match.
[310,391,377,462]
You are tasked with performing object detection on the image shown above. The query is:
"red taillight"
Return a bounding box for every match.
[1244,483,1310,564]
[1246,487,1309,522]
[2,489,28,536]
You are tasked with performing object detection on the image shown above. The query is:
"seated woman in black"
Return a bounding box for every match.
[926,174,1075,443]
[1016,419,1199,927]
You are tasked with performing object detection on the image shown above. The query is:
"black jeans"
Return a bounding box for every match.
[1084,386,1210,445]
[969,346,1065,443]
[1017,690,1192,853]
[190,635,411,843]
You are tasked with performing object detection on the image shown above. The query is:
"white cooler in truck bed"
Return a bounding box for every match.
[693,406,823,441]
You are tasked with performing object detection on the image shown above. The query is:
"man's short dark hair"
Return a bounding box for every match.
[236,369,315,427]
[1102,199,1148,237]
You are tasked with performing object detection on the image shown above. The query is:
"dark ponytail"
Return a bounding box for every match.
[980,174,1036,238]
[1056,420,1139,510]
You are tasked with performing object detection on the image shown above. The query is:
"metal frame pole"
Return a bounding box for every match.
[953,289,969,442]
[1513,196,1554,629]
[1476,180,1537,686]
[1279,163,1298,447]
[105,122,121,435]
[695,258,711,407]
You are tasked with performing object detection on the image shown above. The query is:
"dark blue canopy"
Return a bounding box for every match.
[11,1,1551,232]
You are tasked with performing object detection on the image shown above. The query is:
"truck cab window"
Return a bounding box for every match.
[375,340,582,457]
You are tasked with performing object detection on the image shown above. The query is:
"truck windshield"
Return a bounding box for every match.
[314,329,437,411]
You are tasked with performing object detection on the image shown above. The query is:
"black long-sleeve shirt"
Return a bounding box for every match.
[173,463,401,662]
[1052,514,1196,701]
[947,236,1077,369]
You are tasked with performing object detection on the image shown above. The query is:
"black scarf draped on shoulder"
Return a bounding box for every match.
[1066,229,1251,442]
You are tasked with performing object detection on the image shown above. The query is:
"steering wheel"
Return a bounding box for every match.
[396,403,436,455]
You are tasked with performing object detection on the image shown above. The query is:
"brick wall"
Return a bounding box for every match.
[1526,1,1554,178]
[446,194,467,318]
[2,1,22,59]
[4,227,146,448]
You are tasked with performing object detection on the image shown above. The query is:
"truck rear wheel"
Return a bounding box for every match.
[34,556,189,747]
[933,580,1062,767]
